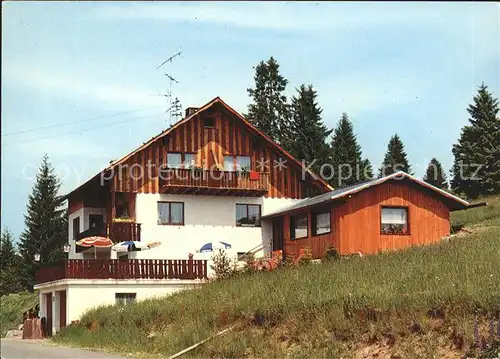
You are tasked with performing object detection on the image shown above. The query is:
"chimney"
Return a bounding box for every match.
[185,107,199,118]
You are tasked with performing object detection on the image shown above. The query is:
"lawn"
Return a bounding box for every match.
[0,291,39,337]
[54,195,500,358]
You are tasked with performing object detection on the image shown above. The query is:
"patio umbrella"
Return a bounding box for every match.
[76,236,113,259]
[112,241,150,252]
[199,241,232,253]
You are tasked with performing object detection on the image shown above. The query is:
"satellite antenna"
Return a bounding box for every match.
[153,51,183,126]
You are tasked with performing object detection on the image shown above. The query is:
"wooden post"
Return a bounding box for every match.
[110,182,116,222]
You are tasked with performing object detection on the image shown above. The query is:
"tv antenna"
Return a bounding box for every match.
[152,51,183,126]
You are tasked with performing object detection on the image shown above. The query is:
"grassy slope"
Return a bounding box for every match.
[55,195,500,358]
[0,291,39,337]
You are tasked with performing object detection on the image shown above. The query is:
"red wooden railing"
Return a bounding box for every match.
[76,222,141,243]
[35,259,208,284]
[160,169,269,191]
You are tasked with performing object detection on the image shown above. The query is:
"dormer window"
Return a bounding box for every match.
[203,117,215,128]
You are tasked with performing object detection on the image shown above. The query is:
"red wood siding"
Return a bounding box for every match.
[111,105,324,198]
[281,180,451,258]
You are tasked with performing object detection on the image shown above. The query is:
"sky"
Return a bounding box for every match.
[2,1,499,240]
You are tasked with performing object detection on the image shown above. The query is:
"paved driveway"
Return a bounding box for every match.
[0,338,130,359]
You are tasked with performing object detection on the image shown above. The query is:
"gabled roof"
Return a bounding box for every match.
[65,97,333,199]
[262,171,470,218]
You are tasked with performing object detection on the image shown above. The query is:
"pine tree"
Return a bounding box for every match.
[451,83,500,198]
[0,229,24,295]
[330,113,373,187]
[378,134,412,177]
[287,85,332,173]
[247,57,290,144]
[18,155,68,290]
[423,158,448,189]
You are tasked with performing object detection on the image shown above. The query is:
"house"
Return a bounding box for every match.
[262,171,471,258]
[34,96,473,337]
[34,97,333,336]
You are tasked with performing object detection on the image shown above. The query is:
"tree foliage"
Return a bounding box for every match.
[18,155,68,291]
[287,84,332,173]
[246,57,290,145]
[330,113,373,187]
[378,134,412,177]
[423,158,448,189]
[451,83,500,198]
[0,229,24,296]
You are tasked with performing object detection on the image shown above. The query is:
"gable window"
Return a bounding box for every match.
[167,153,182,169]
[115,293,136,305]
[381,207,409,235]
[312,211,331,235]
[236,156,251,171]
[203,117,215,128]
[291,214,308,240]
[223,156,234,171]
[158,202,184,225]
[236,204,261,227]
[72,217,80,240]
[184,153,196,169]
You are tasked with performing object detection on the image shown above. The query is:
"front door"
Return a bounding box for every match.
[45,293,52,337]
[272,218,284,252]
[58,290,67,329]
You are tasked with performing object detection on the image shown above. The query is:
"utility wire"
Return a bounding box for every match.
[2,108,143,136]
[4,112,164,146]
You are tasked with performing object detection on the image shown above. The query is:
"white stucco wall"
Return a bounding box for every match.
[133,194,299,259]
[37,279,202,335]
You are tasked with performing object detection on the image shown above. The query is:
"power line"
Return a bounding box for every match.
[4,112,164,146]
[2,108,143,137]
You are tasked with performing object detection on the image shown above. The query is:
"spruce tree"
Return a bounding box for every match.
[18,155,68,290]
[330,113,373,187]
[451,83,500,198]
[287,85,332,173]
[247,57,290,144]
[378,134,412,177]
[0,229,24,295]
[423,158,448,189]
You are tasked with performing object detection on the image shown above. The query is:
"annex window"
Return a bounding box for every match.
[313,211,331,235]
[381,207,409,235]
[236,204,261,227]
[291,214,308,240]
[158,202,184,225]
[203,117,215,128]
[167,153,182,169]
[72,217,80,240]
[184,153,196,169]
[236,156,251,171]
[223,156,234,171]
[115,293,136,305]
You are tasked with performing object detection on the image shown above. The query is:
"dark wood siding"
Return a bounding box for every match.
[111,105,323,199]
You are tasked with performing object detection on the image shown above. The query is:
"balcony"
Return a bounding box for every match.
[159,168,269,196]
[35,259,208,285]
[76,222,141,243]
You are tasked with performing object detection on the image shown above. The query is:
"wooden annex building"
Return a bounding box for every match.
[263,172,472,258]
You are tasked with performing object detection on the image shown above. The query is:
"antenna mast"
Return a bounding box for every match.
[156,51,182,126]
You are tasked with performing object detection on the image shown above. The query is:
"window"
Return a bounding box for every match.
[313,211,331,235]
[236,204,261,227]
[203,117,215,128]
[115,293,136,305]
[184,153,195,169]
[381,207,409,235]
[167,153,182,169]
[72,217,80,240]
[236,156,251,171]
[158,202,184,225]
[291,214,308,240]
[223,156,234,171]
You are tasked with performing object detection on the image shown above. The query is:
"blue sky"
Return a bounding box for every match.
[2,1,499,239]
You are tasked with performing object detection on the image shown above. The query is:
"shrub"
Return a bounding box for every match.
[210,249,235,280]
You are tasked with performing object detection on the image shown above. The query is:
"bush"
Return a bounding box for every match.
[210,249,235,280]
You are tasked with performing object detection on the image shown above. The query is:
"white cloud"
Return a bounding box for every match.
[90,2,473,31]
[3,61,164,110]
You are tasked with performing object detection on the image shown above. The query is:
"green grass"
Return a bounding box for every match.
[54,195,500,358]
[0,291,38,337]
